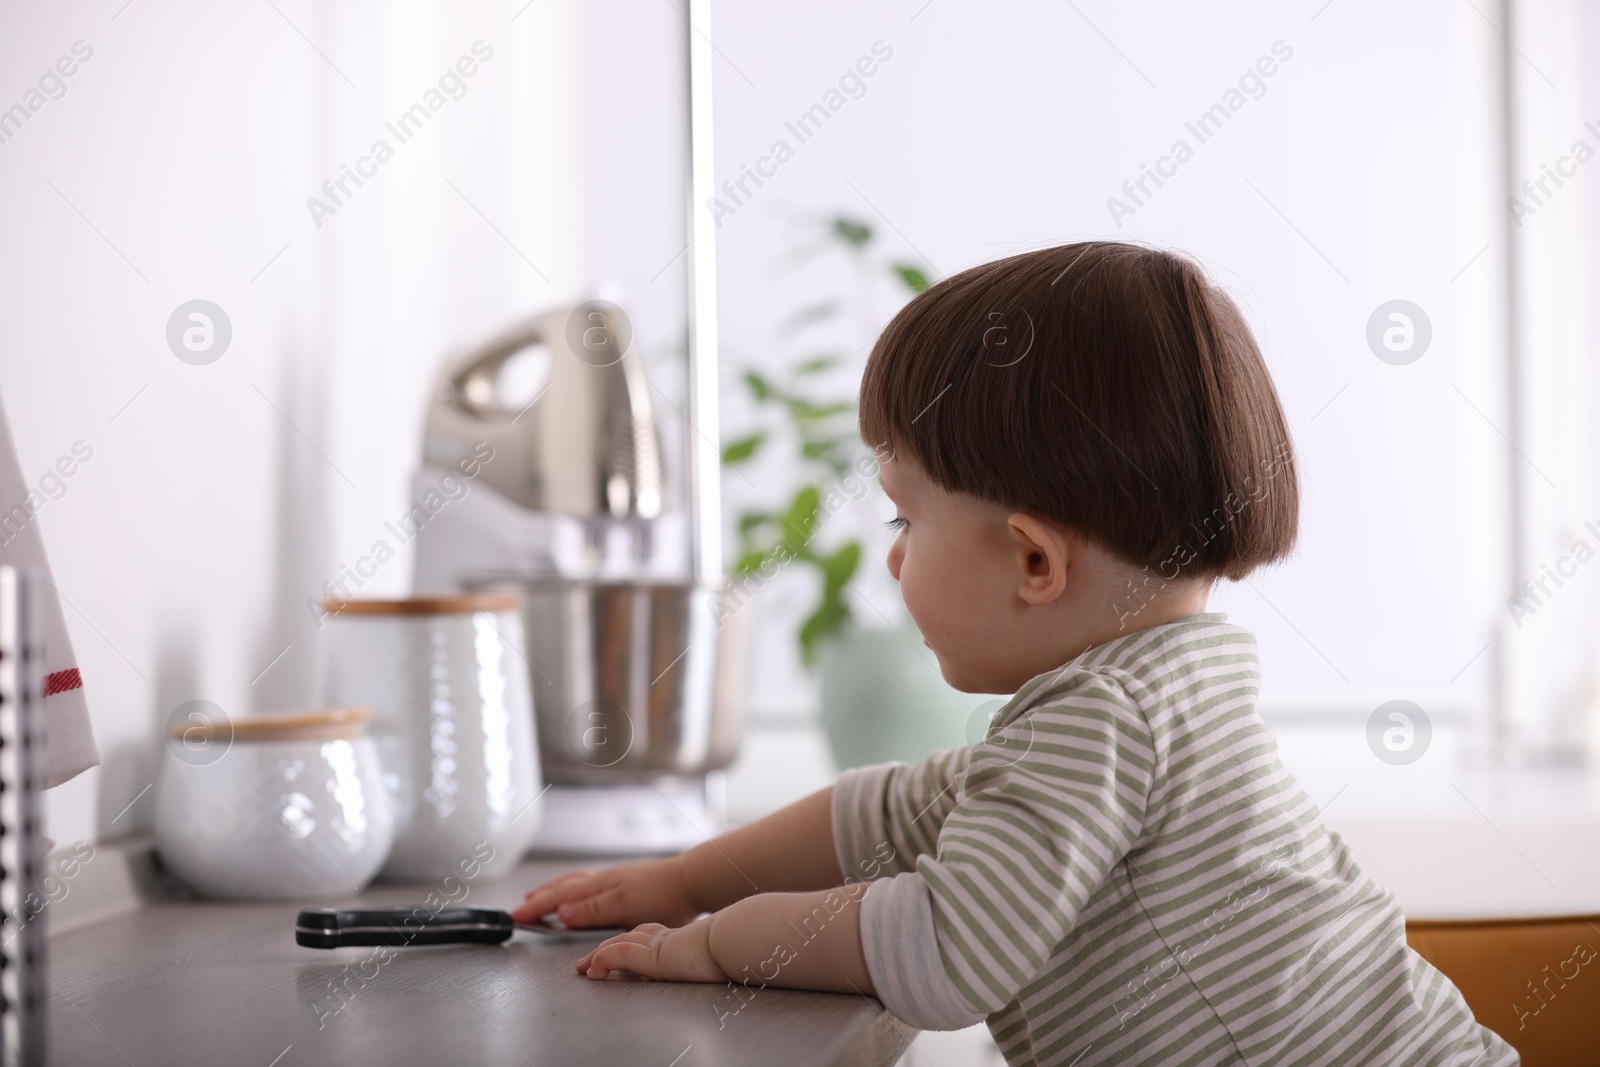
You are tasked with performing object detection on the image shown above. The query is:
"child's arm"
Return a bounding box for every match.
[572,887,874,995]
[512,786,843,929]
[521,745,976,996]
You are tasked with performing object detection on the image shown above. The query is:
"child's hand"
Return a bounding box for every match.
[575,920,727,983]
[511,858,702,929]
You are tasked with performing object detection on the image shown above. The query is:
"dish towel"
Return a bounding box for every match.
[0,396,99,788]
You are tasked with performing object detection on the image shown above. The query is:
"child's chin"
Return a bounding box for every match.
[935,659,986,694]
[936,655,1014,696]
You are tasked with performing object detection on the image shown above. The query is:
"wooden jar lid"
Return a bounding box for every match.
[320,594,520,617]
[170,707,372,743]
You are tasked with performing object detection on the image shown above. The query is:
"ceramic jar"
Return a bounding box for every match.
[322,596,543,882]
[154,707,394,899]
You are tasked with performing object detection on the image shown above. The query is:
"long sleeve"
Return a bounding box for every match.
[831,744,971,883]
[843,617,1517,1065]
[861,673,1156,1026]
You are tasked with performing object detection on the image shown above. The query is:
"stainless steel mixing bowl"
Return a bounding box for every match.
[463,576,748,785]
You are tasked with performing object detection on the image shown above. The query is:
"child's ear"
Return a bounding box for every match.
[1007,513,1071,606]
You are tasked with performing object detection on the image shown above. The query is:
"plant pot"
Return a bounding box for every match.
[818,626,998,770]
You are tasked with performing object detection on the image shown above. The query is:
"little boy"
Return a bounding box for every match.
[516,243,1516,1066]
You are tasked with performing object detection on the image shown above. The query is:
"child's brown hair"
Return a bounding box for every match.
[859,242,1297,581]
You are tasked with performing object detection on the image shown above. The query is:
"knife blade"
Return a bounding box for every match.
[295,906,625,949]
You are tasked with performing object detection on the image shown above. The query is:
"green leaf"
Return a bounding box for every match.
[721,432,765,465]
[820,542,862,592]
[891,263,931,293]
[775,301,840,339]
[831,217,872,249]
[737,512,771,535]
[780,485,823,551]
[798,596,851,666]
[733,549,770,576]
[792,353,843,376]
[800,438,859,466]
[786,398,854,423]
[742,370,774,402]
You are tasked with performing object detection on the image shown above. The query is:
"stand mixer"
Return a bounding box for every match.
[413,8,732,855]
[411,298,746,855]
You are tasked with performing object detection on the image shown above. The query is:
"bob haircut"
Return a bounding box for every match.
[859,242,1298,582]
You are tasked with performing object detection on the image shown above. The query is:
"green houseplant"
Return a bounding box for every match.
[721,215,927,666]
[722,216,990,769]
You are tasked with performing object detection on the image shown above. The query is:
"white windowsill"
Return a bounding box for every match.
[728,715,1600,921]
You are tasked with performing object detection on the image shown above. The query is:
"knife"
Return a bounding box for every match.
[295,906,625,949]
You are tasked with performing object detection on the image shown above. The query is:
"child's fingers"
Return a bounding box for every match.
[515,875,586,919]
[521,870,594,904]
[582,934,658,980]
[554,887,627,928]
[578,929,651,970]
[574,924,662,974]
[511,871,600,922]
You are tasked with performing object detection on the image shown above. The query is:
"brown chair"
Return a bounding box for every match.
[1407,915,1600,1067]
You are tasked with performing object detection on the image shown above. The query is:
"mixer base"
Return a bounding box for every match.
[522,774,726,857]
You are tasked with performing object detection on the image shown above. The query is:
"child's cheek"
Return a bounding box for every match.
[895,554,938,637]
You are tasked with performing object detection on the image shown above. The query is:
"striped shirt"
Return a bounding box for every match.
[832,614,1517,1066]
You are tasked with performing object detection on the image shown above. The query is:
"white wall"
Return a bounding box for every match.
[711,0,1595,752]
[3,0,1594,846]
[1,0,701,846]
[1499,0,1599,756]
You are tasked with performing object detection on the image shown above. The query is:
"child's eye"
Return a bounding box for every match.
[885,517,908,532]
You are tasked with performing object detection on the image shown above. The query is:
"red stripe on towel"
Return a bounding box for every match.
[43,668,82,697]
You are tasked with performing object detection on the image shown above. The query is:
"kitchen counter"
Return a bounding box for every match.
[46,853,915,1067]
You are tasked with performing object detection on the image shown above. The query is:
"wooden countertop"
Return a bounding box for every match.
[46,854,915,1067]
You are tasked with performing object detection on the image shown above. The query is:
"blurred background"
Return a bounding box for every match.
[1,1,1597,1060]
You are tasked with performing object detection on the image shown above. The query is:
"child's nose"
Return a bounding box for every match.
[886,542,903,581]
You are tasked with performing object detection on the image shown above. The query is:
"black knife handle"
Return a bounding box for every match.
[296,906,516,949]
